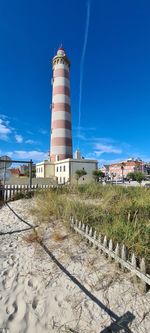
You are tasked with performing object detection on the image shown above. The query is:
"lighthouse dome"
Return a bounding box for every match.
[57,47,65,56]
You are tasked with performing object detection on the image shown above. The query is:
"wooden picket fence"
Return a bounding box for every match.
[70,217,150,291]
[0,184,59,202]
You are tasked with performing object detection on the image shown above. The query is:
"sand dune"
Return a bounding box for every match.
[0,199,150,333]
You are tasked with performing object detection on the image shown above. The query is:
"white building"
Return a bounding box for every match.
[36,157,97,184]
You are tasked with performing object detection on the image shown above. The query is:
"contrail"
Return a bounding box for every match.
[78,0,91,147]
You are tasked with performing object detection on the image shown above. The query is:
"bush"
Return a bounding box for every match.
[31,184,150,260]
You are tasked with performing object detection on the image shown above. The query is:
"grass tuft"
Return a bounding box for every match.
[23,230,43,243]
[52,231,68,242]
[31,184,150,262]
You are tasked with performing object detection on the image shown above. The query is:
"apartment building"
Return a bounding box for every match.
[109,159,143,179]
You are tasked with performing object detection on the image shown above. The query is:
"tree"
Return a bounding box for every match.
[93,170,105,182]
[120,162,126,183]
[127,171,145,184]
[75,169,87,184]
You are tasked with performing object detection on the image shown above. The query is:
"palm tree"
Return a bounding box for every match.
[121,162,125,183]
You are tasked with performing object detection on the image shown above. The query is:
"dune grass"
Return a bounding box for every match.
[31,184,150,261]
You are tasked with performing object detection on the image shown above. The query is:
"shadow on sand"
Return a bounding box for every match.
[40,242,135,333]
[0,226,33,235]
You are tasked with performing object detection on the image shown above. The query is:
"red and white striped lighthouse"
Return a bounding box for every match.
[50,47,73,162]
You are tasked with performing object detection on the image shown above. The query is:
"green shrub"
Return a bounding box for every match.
[31,184,150,260]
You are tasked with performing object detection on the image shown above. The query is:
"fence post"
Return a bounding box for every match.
[131,253,137,269]
[69,216,149,291]
[70,216,74,228]
[93,230,97,248]
[78,221,82,229]
[103,235,107,256]
[121,244,127,270]
[115,243,119,256]
[89,227,93,245]
[29,159,32,188]
[115,243,120,267]
[82,223,85,232]
[12,185,14,200]
[4,185,7,201]
[131,253,137,282]
[108,239,113,261]
[85,225,89,235]
[98,234,102,253]
[140,258,147,292]
[98,234,102,244]
[72,217,74,225]
[75,219,78,231]
[103,235,107,248]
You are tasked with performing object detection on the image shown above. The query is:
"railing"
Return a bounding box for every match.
[70,217,150,290]
[0,184,59,202]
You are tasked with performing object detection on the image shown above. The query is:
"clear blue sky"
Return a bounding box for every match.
[0,0,150,165]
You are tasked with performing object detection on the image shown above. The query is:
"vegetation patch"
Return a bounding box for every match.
[31,184,150,261]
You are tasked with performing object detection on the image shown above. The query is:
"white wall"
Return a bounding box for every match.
[36,159,97,184]
[36,164,45,178]
[55,161,70,184]
[71,161,97,183]
[55,159,97,184]
[36,162,55,178]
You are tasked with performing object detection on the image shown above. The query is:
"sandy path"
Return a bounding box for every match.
[0,199,150,333]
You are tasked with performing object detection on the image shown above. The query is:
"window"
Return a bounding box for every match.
[56,167,58,172]
[63,177,65,183]
[60,166,62,172]
[83,178,84,181]
[60,177,62,183]
[83,167,84,170]
[41,167,43,173]
[63,165,66,172]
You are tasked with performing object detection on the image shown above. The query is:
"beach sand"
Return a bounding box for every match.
[0,198,150,333]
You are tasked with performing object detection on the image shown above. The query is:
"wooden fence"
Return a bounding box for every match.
[70,217,150,290]
[0,184,58,202]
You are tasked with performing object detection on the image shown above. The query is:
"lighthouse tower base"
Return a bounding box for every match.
[36,155,98,185]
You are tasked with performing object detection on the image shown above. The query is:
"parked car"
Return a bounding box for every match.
[144,183,150,187]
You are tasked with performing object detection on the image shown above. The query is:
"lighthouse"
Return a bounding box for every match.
[50,47,73,162]
[36,46,97,183]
